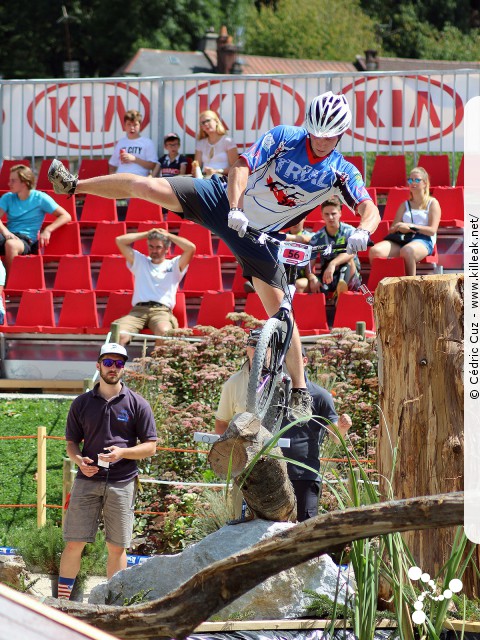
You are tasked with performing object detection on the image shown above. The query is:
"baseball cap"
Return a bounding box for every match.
[164,132,180,143]
[99,342,128,360]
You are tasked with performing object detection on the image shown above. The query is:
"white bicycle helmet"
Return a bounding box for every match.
[305,91,352,137]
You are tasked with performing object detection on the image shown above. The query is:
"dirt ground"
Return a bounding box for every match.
[28,573,107,602]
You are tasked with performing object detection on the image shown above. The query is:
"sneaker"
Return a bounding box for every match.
[336,278,348,297]
[289,388,313,423]
[48,159,78,196]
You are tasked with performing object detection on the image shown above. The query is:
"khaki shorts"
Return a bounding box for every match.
[64,477,137,548]
[116,304,178,336]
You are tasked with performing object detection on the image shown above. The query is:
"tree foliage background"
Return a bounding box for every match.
[0,0,479,79]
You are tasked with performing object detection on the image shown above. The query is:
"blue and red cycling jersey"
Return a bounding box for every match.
[241,125,371,231]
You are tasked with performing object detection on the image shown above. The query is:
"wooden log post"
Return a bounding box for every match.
[208,412,297,522]
[374,274,474,590]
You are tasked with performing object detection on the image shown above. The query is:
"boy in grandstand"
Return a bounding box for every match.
[48,92,380,422]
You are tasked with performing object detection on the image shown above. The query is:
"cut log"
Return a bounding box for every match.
[374,275,473,590]
[45,493,463,640]
[208,412,296,522]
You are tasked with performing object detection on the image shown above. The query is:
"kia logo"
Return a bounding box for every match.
[342,75,463,145]
[175,79,305,147]
[26,82,151,150]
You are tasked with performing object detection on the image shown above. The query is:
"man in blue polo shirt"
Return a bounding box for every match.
[57,342,157,599]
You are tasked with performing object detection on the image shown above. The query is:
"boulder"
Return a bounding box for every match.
[89,520,354,619]
[0,555,29,590]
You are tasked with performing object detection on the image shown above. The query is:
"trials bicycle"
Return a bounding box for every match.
[243,227,372,433]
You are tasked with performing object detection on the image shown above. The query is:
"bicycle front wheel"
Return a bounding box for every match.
[246,317,287,425]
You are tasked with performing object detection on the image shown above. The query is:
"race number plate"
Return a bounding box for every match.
[278,241,312,266]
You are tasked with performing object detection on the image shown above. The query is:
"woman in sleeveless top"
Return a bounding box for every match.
[369,166,441,276]
[194,110,239,179]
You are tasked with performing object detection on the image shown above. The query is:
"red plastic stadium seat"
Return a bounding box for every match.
[231,264,249,297]
[89,222,127,259]
[243,293,268,321]
[78,158,109,180]
[417,155,450,187]
[344,155,365,179]
[431,187,464,228]
[333,291,375,332]
[125,198,164,227]
[96,255,134,296]
[41,191,78,223]
[79,194,118,226]
[173,292,188,328]
[52,255,93,295]
[196,290,235,328]
[181,256,222,296]
[5,255,45,294]
[41,222,82,261]
[102,291,133,329]
[382,188,411,222]
[370,155,407,194]
[367,257,406,291]
[58,290,99,331]
[456,155,464,187]
[36,159,70,190]
[292,293,329,335]
[216,238,236,262]
[173,223,213,257]
[0,159,31,189]
[7,289,55,332]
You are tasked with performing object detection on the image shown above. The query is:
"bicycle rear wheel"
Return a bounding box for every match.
[246,317,287,429]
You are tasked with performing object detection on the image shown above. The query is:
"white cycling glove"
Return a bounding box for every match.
[228,208,249,238]
[347,228,370,254]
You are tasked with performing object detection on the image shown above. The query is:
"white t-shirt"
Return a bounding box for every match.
[110,136,158,176]
[215,363,249,421]
[129,251,188,309]
[195,136,237,171]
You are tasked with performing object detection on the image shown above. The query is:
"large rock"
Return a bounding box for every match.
[0,555,28,590]
[89,520,354,619]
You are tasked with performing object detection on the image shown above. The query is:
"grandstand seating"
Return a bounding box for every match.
[431,186,464,228]
[0,159,31,189]
[173,223,213,256]
[102,291,132,329]
[382,188,410,221]
[125,198,164,226]
[216,238,236,262]
[333,291,375,332]
[5,255,45,294]
[58,290,99,330]
[369,155,407,193]
[42,192,78,222]
[95,255,134,295]
[41,222,82,260]
[79,194,118,225]
[36,159,70,190]
[7,289,55,332]
[231,264,249,297]
[78,158,109,180]
[344,155,365,179]
[89,221,127,258]
[243,293,268,321]
[181,256,222,295]
[417,154,450,187]
[456,155,464,187]
[367,257,406,291]
[292,293,329,335]
[196,290,235,328]
[52,255,93,295]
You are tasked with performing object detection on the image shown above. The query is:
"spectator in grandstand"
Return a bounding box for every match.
[152,132,188,178]
[109,109,158,177]
[287,196,362,296]
[57,342,157,599]
[48,91,380,423]
[194,109,239,179]
[215,330,351,522]
[369,166,441,276]
[113,228,195,345]
[0,260,5,324]
[0,164,71,270]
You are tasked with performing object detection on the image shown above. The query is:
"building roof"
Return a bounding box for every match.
[356,54,480,72]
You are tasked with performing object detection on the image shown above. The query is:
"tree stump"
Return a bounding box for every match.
[374,274,476,591]
[208,412,297,522]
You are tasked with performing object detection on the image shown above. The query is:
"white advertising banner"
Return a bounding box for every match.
[1,71,478,158]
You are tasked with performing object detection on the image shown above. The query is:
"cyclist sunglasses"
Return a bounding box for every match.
[246,340,258,347]
[101,358,126,369]
[407,177,423,183]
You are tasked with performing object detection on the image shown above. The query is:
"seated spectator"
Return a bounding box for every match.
[194,110,238,179]
[288,196,362,296]
[114,228,195,345]
[109,109,158,176]
[0,164,71,270]
[152,133,188,178]
[369,167,441,276]
[0,260,5,324]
